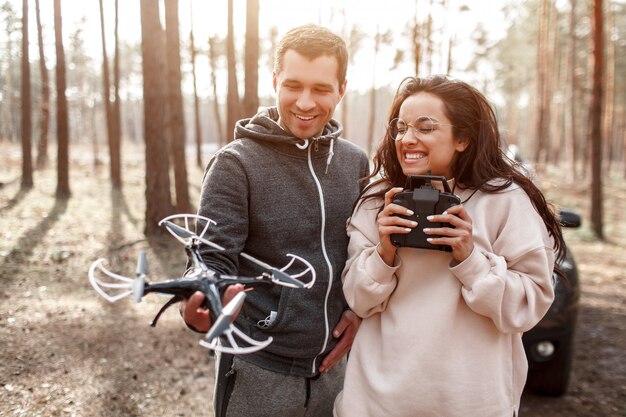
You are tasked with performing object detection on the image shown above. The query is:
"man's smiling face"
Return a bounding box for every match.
[273,49,346,139]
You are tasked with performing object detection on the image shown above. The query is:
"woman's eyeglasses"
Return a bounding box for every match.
[387,116,453,142]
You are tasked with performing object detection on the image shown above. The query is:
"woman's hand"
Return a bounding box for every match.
[376,187,419,266]
[423,204,474,263]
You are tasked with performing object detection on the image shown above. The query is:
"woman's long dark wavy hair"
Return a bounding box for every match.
[361,75,566,271]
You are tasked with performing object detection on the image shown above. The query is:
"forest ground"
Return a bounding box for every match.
[0,143,624,417]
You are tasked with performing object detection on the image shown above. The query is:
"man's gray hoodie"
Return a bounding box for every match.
[196,107,370,377]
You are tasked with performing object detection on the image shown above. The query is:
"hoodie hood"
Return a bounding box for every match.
[234,106,343,147]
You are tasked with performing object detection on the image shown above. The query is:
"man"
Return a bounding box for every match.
[180,24,369,417]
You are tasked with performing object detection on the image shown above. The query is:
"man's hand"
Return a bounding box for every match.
[180,284,244,333]
[319,310,361,373]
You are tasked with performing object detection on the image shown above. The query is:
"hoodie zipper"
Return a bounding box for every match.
[306,143,333,376]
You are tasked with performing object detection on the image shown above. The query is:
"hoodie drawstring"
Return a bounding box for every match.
[325,138,335,174]
[296,139,309,150]
[295,138,335,174]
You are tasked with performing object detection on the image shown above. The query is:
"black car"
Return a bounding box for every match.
[522,208,581,396]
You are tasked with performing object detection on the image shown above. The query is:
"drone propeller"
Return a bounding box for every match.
[205,291,246,342]
[160,220,194,240]
[133,251,148,304]
[88,252,148,304]
[159,214,317,289]
[269,268,306,288]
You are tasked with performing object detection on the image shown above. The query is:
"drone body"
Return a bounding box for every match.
[88,214,316,355]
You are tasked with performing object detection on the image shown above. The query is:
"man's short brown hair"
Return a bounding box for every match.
[274,24,348,87]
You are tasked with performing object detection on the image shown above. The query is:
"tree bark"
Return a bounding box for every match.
[243,0,259,118]
[602,1,615,171]
[534,0,550,166]
[98,0,121,188]
[21,0,33,188]
[34,0,49,169]
[589,0,604,239]
[208,36,225,148]
[165,0,190,213]
[112,0,122,186]
[189,1,203,168]
[140,0,173,234]
[54,0,70,198]
[565,0,578,177]
[226,0,240,142]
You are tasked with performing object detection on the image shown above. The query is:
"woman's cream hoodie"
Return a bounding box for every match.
[334,182,555,417]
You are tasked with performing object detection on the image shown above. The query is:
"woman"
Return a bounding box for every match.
[333,75,565,417]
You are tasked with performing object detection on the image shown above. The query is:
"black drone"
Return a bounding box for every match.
[88,214,316,355]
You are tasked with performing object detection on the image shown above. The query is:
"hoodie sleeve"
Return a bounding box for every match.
[195,149,250,276]
[342,196,400,318]
[450,187,556,334]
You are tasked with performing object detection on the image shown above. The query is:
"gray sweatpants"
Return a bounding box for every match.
[214,353,346,417]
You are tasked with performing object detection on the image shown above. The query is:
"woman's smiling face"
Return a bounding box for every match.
[394,92,467,179]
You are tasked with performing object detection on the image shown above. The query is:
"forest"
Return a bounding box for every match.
[1,0,625,416]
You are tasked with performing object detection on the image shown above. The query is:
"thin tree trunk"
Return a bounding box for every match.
[165,0,190,213]
[366,27,381,156]
[54,0,70,198]
[589,0,604,239]
[565,0,578,177]
[243,0,259,118]
[226,0,240,142]
[412,1,421,76]
[534,0,550,166]
[98,0,121,188]
[34,0,49,169]
[189,1,202,168]
[21,0,33,188]
[547,1,560,165]
[140,0,172,233]
[112,0,122,186]
[209,36,225,146]
[602,1,615,172]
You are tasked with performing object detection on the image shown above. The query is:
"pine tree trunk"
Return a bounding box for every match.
[165,0,190,213]
[140,0,173,234]
[226,0,240,142]
[208,36,225,148]
[112,0,122,187]
[189,3,203,168]
[589,0,604,239]
[54,0,70,198]
[21,0,33,188]
[243,0,259,118]
[99,0,121,188]
[34,0,49,169]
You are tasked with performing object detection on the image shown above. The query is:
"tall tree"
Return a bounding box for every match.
[99,0,121,188]
[342,24,363,138]
[589,0,604,238]
[565,0,579,176]
[602,1,616,171]
[243,0,259,118]
[164,0,190,213]
[189,0,203,168]
[208,35,225,147]
[534,0,550,166]
[112,0,122,182]
[140,0,172,233]
[366,28,392,156]
[1,1,18,143]
[21,0,33,188]
[54,0,70,197]
[226,0,240,142]
[411,1,422,75]
[34,0,49,169]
